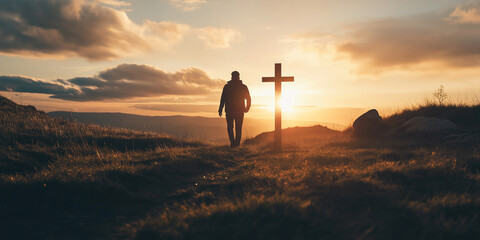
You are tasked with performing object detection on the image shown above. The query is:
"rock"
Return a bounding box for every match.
[399,116,457,135]
[353,109,386,137]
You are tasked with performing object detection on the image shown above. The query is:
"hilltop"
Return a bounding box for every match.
[1,95,479,239]
[0,96,201,175]
[244,124,339,145]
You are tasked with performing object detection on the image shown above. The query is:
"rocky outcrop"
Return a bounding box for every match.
[353,109,386,137]
[397,116,457,136]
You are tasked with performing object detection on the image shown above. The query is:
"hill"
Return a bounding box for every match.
[244,124,339,145]
[1,97,201,174]
[1,95,479,239]
[48,111,345,143]
[0,94,208,238]
[48,111,230,142]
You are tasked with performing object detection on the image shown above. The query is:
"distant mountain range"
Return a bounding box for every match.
[48,112,345,143]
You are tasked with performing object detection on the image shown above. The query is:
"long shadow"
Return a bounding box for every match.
[136,199,318,240]
[134,178,423,240]
[144,170,480,240]
[299,179,422,240]
[0,146,239,240]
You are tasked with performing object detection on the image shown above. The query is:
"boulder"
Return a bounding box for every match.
[353,109,386,137]
[399,116,457,135]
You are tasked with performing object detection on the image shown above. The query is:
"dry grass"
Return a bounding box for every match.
[383,101,480,131]
[126,136,479,240]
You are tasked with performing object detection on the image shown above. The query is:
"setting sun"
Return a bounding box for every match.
[280,91,295,113]
[266,92,296,113]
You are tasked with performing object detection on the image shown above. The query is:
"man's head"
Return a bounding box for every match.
[231,71,240,80]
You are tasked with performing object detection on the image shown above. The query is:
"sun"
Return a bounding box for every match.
[280,93,294,112]
[267,90,296,113]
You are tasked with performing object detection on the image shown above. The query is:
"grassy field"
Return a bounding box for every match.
[1,96,479,239]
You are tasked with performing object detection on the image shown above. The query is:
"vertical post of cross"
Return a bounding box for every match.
[262,63,294,152]
[274,63,282,151]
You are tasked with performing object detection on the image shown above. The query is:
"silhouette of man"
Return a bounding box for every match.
[219,71,251,147]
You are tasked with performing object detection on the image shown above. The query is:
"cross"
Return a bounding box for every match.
[262,63,294,151]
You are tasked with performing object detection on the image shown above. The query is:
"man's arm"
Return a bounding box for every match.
[244,85,251,113]
[218,85,226,117]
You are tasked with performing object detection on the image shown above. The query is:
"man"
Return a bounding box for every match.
[218,71,251,147]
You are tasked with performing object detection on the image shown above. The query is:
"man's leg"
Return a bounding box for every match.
[234,112,244,146]
[226,113,235,147]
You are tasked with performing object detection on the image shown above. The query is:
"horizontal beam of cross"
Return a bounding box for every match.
[262,77,294,82]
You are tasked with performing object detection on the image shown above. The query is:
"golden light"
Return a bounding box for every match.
[267,90,296,113]
[280,92,295,112]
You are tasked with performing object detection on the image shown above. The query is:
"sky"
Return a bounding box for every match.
[1,0,480,125]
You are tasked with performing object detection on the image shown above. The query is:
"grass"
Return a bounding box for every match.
[135,139,479,240]
[383,101,480,131]
[1,95,479,239]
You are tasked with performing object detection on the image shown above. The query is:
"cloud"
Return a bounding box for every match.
[338,16,480,71]
[68,77,107,87]
[447,5,480,23]
[96,0,131,7]
[133,103,217,113]
[0,76,80,95]
[144,20,191,45]
[0,64,226,101]
[290,4,480,73]
[197,27,243,48]
[170,0,206,12]
[0,0,189,60]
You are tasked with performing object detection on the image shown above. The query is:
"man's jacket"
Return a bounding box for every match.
[219,80,251,114]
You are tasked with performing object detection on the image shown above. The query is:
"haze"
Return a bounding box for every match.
[1,0,479,126]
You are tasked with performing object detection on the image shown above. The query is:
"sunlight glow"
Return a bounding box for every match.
[267,90,296,113]
[280,92,295,112]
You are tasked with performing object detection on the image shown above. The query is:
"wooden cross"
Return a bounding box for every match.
[262,63,294,151]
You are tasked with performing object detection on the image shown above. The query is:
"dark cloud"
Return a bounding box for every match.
[68,77,106,87]
[0,75,79,95]
[0,64,225,101]
[133,104,217,113]
[334,6,480,72]
[0,0,189,60]
[54,79,70,85]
